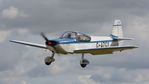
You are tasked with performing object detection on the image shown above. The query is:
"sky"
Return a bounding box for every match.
[0,0,149,84]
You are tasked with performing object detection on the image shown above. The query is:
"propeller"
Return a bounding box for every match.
[41,32,49,42]
[40,32,58,46]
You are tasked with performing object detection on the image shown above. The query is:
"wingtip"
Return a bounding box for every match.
[9,40,15,42]
[130,46,138,49]
[9,40,19,43]
[9,40,16,43]
[134,46,139,48]
[9,40,13,42]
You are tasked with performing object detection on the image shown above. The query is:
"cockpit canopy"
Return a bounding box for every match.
[60,31,91,42]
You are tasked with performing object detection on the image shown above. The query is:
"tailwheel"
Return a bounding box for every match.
[80,54,90,68]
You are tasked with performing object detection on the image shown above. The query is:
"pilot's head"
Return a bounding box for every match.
[67,34,71,38]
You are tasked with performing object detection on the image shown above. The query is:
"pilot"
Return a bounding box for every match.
[67,33,71,38]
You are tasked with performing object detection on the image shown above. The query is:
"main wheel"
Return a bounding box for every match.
[45,61,52,65]
[44,56,55,65]
[81,64,87,68]
[80,59,90,68]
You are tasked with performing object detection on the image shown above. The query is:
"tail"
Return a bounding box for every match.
[111,20,132,46]
[112,20,123,38]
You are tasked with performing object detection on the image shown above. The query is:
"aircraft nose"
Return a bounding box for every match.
[46,40,58,46]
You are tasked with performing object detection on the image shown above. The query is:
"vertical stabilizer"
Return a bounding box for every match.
[112,20,123,38]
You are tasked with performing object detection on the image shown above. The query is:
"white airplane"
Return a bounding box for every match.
[10,20,138,68]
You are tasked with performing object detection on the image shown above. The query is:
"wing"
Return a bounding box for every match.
[74,46,138,55]
[10,40,47,49]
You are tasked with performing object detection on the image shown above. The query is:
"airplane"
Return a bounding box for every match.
[10,20,138,68]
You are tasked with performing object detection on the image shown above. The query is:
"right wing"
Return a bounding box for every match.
[10,40,47,49]
[74,46,138,55]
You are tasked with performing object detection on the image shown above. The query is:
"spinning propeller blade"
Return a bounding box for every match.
[40,32,58,46]
[41,32,49,41]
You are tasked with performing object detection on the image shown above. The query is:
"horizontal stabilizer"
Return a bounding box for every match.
[110,34,133,40]
[117,38,133,41]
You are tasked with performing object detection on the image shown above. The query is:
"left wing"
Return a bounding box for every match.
[74,46,138,55]
[10,40,47,49]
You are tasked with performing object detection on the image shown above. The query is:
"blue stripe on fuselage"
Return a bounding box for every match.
[54,38,76,43]
[60,40,113,44]
[53,38,112,44]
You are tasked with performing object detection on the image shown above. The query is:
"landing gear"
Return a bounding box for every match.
[44,51,55,65]
[44,52,90,68]
[80,53,90,68]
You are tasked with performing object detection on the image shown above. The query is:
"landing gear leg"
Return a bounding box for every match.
[80,53,90,68]
[44,51,55,65]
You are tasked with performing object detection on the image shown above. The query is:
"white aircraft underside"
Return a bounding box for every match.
[10,20,138,68]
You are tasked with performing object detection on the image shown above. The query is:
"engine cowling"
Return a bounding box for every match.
[46,40,58,46]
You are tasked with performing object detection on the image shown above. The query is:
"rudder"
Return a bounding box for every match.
[112,20,123,38]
